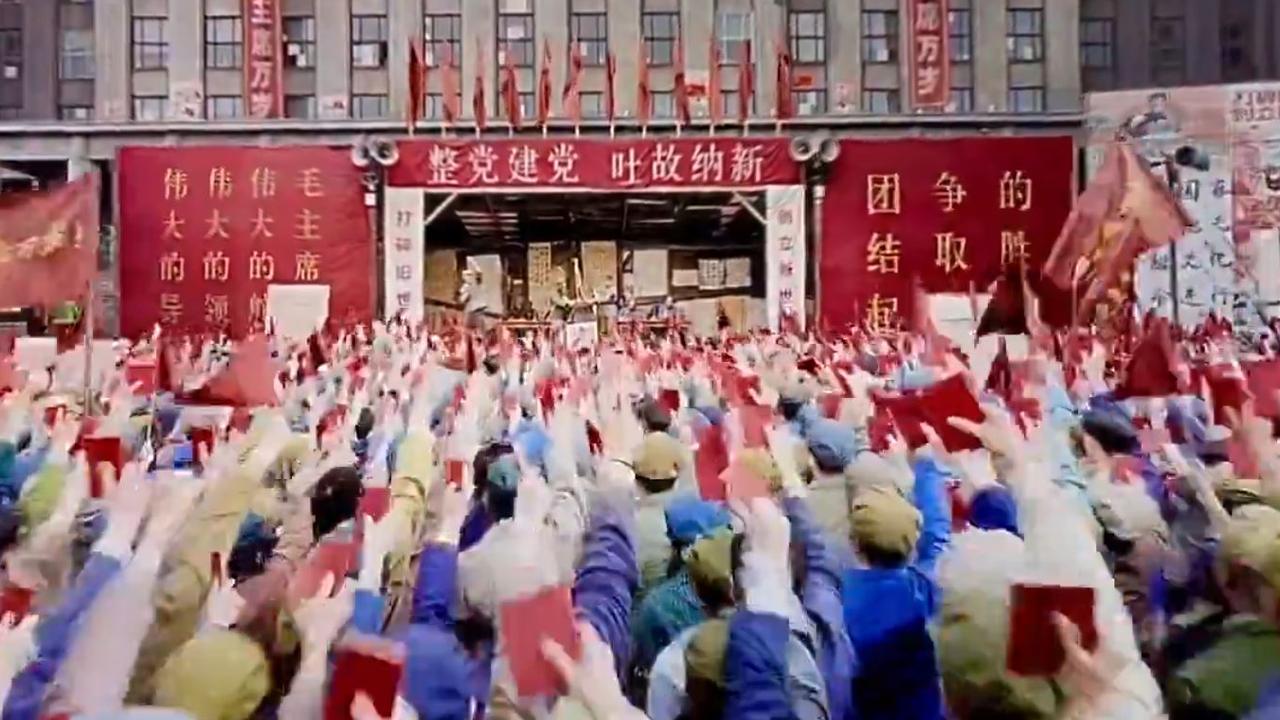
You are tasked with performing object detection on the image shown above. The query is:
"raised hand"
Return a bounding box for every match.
[541,622,645,720]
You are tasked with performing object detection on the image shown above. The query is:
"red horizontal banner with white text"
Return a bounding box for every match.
[819,136,1076,333]
[117,146,374,338]
[387,137,801,189]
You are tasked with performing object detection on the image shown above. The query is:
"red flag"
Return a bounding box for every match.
[605,52,617,122]
[442,45,460,124]
[737,40,752,122]
[0,173,99,310]
[537,38,553,127]
[637,45,651,126]
[500,45,522,130]
[774,35,793,120]
[563,41,583,124]
[472,41,487,131]
[187,335,282,407]
[674,35,690,125]
[708,37,723,125]
[407,36,425,132]
[1115,316,1181,399]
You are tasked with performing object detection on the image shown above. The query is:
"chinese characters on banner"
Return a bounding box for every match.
[387,138,799,189]
[243,0,283,118]
[766,186,807,331]
[908,0,950,109]
[383,188,425,322]
[819,136,1074,333]
[116,146,373,338]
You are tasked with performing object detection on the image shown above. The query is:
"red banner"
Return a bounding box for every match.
[908,0,950,109]
[387,138,800,189]
[243,0,283,118]
[117,146,374,338]
[0,173,99,308]
[819,136,1075,333]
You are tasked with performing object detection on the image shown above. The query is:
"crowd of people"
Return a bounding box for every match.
[0,316,1274,720]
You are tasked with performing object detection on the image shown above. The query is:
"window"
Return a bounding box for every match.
[652,90,674,118]
[642,10,678,65]
[206,95,243,119]
[425,13,461,65]
[205,17,242,69]
[0,108,19,120]
[498,10,534,66]
[132,95,167,121]
[59,29,94,79]
[1008,86,1045,112]
[59,105,92,121]
[426,92,459,120]
[352,14,387,68]
[950,87,973,112]
[352,93,388,119]
[0,28,20,81]
[1007,9,1043,62]
[862,89,899,113]
[132,17,168,70]
[284,17,316,68]
[861,11,897,64]
[572,13,607,66]
[793,89,826,116]
[721,90,751,118]
[518,92,535,119]
[949,9,972,62]
[580,91,604,118]
[1080,18,1113,68]
[1151,3,1185,80]
[789,10,825,65]
[285,95,316,118]
[717,10,753,65]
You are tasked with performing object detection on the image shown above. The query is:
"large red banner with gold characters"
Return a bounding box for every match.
[819,136,1075,333]
[387,137,800,189]
[908,0,950,109]
[243,0,283,118]
[117,146,373,338]
[0,173,99,308]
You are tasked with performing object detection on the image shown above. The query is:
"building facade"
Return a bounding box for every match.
[1080,0,1280,94]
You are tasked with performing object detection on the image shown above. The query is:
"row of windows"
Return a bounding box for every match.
[859,9,1032,65]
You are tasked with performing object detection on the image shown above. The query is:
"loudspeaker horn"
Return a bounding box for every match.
[789,135,817,162]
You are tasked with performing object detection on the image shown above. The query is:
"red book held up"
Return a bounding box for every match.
[1006,583,1097,677]
[499,584,580,697]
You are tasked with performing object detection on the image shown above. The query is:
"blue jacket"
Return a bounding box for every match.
[572,507,639,680]
[3,553,124,720]
[783,497,858,720]
[725,611,798,720]
[398,543,481,720]
[840,458,949,720]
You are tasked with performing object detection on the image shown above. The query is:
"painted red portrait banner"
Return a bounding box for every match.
[0,173,99,309]
[908,0,950,110]
[243,0,283,119]
[819,136,1075,334]
[387,137,800,189]
[117,146,373,338]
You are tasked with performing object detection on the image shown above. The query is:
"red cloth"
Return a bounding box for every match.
[1114,318,1180,399]
[185,336,281,407]
[0,173,99,310]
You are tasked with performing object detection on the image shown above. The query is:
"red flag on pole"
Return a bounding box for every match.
[537,38,553,127]
[472,40,487,131]
[0,173,99,310]
[739,40,755,124]
[605,51,617,123]
[442,45,460,124]
[407,36,425,133]
[637,45,651,127]
[708,37,723,126]
[673,35,690,125]
[501,45,522,130]
[563,41,583,124]
[775,35,794,120]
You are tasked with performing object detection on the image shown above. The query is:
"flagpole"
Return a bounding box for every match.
[81,283,94,415]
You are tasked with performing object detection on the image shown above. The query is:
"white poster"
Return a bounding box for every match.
[765,185,807,330]
[725,257,752,288]
[633,249,669,297]
[470,254,505,315]
[672,269,700,287]
[698,258,726,290]
[267,284,331,341]
[383,188,425,322]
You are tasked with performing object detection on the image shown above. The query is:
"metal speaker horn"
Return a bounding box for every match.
[350,139,373,168]
[371,138,400,167]
[818,136,841,163]
[789,135,817,162]
[1173,145,1210,172]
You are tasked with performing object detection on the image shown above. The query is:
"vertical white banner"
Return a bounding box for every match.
[765,185,807,331]
[383,188,425,322]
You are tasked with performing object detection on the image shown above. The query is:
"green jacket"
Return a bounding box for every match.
[1168,615,1280,717]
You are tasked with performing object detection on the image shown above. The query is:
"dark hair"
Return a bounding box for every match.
[778,399,804,422]
[859,543,910,570]
[310,466,364,539]
[635,474,677,495]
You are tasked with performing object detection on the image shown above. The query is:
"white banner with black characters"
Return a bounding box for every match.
[383,188,425,322]
[765,185,807,331]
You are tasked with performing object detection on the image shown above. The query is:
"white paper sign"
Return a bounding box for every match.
[470,254,505,315]
[383,188,425,322]
[14,337,58,374]
[633,249,669,297]
[766,185,807,330]
[267,284,331,341]
[725,257,752,288]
